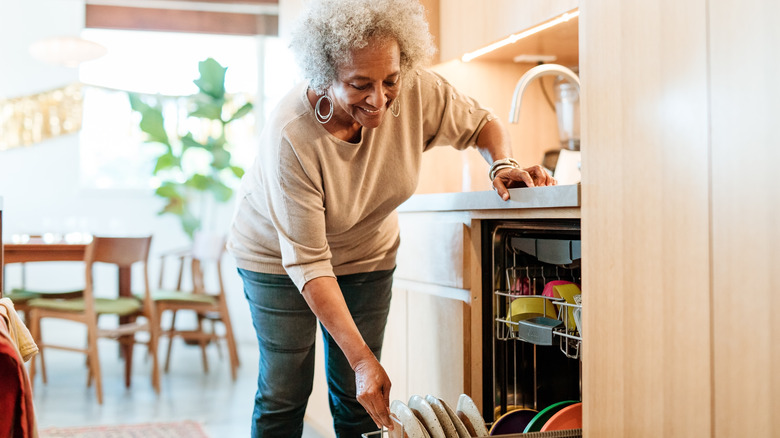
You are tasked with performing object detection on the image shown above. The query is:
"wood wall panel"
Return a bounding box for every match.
[580,0,711,436]
[710,1,780,437]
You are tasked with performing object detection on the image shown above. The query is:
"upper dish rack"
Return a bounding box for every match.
[494,289,582,360]
[494,235,583,359]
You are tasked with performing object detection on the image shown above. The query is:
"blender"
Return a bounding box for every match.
[553,71,580,152]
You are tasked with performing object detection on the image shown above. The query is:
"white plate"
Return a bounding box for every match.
[416,417,432,438]
[390,400,428,438]
[408,395,446,438]
[424,395,462,438]
[456,394,489,437]
[436,397,471,438]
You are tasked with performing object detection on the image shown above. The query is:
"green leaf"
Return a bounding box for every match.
[193,58,226,100]
[181,210,201,239]
[138,106,169,145]
[128,93,170,145]
[229,165,245,178]
[158,198,184,216]
[181,133,206,150]
[155,182,184,201]
[190,95,225,120]
[128,93,150,113]
[153,153,180,174]
[186,174,211,191]
[208,135,226,150]
[211,148,231,169]
[226,102,254,123]
[209,180,234,202]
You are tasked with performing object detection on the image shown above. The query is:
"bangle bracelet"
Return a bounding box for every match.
[489,158,521,181]
[489,164,515,181]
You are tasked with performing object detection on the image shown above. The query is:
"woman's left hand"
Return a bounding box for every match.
[492,164,556,201]
[353,356,394,430]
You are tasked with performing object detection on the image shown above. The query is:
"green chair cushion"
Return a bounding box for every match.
[150,290,217,305]
[7,288,83,302]
[5,290,41,303]
[27,297,143,316]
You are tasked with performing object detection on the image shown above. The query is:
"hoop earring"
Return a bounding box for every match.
[315,94,334,124]
[390,99,401,118]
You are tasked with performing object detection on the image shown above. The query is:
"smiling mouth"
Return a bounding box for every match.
[358,106,381,114]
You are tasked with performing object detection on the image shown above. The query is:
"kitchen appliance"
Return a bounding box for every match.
[481,219,582,424]
[509,64,581,183]
[553,74,580,152]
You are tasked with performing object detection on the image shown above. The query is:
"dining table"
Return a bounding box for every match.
[1,237,131,300]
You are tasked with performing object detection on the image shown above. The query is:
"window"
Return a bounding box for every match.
[78,29,297,191]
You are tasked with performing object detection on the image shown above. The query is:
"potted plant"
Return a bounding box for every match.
[128,58,253,238]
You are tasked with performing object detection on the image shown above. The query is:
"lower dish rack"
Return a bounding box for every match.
[362,428,583,437]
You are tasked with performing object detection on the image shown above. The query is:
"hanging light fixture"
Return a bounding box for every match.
[29,36,108,68]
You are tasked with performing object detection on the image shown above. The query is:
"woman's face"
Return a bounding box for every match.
[329,38,401,129]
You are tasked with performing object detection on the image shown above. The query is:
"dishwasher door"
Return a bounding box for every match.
[481,219,582,424]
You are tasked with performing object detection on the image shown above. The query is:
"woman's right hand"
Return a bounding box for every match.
[353,355,394,431]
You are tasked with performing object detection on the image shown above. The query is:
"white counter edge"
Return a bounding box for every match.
[392,279,471,303]
[397,184,580,213]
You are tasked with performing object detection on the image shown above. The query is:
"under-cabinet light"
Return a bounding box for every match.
[461,9,579,63]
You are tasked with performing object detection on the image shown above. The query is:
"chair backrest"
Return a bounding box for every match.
[83,236,153,316]
[88,236,152,267]
[190,232,226,296]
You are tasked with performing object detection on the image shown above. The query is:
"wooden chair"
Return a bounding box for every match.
[154,232,239,380]
[5,288,83,384]
[27,236,160,404]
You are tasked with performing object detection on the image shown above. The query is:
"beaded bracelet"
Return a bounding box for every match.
[489,157,521,181]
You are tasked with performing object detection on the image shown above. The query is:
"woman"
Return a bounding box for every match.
[227,0,555,436]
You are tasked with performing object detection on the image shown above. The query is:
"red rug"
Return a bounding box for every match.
[39,421,209,438]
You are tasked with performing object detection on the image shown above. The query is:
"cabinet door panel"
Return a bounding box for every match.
[405,292,466,406]
[710,1,780,436]
[581,1,711,436]
[437,0,578,62]
[396,218,470,289]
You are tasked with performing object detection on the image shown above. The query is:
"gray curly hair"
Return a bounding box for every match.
[289,0,437,94]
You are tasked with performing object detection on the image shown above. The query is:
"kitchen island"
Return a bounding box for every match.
[389,184,580,417]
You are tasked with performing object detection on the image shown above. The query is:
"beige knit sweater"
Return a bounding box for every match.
[227,69,495,291]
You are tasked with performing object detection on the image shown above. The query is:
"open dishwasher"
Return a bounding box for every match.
[481,219,582,427]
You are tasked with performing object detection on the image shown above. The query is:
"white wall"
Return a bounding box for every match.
[0,0,255,344]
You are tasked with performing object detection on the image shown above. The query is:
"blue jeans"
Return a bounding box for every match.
[238,268,394,438]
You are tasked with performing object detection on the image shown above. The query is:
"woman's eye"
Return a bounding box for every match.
[351,84,368,90]
[384,81,398,87]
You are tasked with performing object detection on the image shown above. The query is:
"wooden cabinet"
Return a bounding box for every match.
[581,1,779,437]
[386,212,473,406]
[434,0,578,63]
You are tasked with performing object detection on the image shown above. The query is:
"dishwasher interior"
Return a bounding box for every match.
[482,219,582,424]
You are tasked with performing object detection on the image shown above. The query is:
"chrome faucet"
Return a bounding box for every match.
[509,63,580,124]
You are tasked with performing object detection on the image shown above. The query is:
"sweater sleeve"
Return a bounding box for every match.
[261,134,335,291]
[417,69,497,152]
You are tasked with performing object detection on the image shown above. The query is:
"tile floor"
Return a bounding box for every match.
[30,320,327,438]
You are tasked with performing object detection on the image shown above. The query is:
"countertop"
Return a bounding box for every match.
[397,184,580,213]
